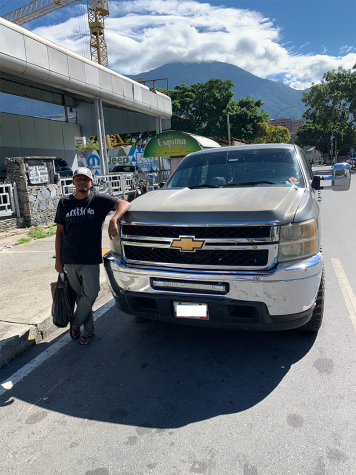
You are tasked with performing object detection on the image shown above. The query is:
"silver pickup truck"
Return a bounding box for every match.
[104,144,350,331]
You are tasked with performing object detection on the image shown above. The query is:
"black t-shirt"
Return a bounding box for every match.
[55,191,118,265]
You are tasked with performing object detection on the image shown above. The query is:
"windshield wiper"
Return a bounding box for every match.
[223,181,276,187]
[188,184,220,189]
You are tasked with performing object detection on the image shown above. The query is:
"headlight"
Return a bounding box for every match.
[278,219,318,262]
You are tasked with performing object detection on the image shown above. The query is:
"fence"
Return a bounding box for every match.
[0,182,20,218]
[59,170,171,197]
[138,170,170,183]
[59,174,134,196]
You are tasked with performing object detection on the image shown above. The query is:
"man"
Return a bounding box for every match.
[55,167,131,347]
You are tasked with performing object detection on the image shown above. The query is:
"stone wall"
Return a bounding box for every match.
[5,157,61,226]
[0,217,24,233]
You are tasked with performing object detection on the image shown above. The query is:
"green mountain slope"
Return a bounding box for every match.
[128,61,306,119]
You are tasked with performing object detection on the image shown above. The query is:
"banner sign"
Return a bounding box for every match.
[144,131,202,158]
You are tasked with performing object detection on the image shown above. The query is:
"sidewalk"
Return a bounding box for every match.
[0,216,114,368]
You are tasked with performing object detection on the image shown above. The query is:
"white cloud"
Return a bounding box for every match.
[339,45,355,54]
[32,0,356,90]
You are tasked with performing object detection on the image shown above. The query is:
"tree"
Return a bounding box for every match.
[301,65,356,142]
[295,123,355,155]
[215,94,269,141]
[257,122,291,143]
[166,79,235,135]
[157,81,269,141]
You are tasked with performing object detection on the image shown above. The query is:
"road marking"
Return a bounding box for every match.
[331,258,356,333]
[0,299,115,397]
[0,251,54,254]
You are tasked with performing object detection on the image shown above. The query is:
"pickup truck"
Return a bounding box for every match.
[104,144,350,331]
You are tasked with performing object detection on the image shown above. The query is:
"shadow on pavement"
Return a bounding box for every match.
[0,308,317,429]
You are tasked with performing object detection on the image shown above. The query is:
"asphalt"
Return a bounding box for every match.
[0,216,114,369]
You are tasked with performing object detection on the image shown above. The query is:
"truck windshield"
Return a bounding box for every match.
[166,148,305,189]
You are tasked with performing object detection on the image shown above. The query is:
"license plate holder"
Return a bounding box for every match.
[174,302,209,320]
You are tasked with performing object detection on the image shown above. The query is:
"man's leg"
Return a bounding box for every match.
[65,264,100,335]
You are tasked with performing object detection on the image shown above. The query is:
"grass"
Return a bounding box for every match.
[17,237,31,244]
[16,224,56,245]
[28,225,56,239]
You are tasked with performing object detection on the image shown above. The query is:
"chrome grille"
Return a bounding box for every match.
[125,246,269,267]
[122,224,271,240]
[121,222,279,270]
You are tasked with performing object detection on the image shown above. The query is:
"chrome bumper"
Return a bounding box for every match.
[104,252,323,316]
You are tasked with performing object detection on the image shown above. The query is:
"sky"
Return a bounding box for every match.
[1,0,355,90]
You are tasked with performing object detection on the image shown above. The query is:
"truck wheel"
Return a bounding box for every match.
[300,264,325,332]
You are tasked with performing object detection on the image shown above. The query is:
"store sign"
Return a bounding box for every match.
[144,131,202,158]
[28,164,49,184]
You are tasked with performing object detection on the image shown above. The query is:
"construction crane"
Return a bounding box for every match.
[2,0,109,67]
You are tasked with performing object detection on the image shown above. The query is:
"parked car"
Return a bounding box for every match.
[104,144,351,332]
[110,165,142,173]
[347,158,356,166]
[54,158,73,177]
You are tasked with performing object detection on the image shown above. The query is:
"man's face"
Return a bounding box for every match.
[73,175,93,193]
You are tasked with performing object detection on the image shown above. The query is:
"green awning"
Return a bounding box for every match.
[143,131,203,158]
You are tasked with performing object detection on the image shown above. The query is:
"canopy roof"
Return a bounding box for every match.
[143,131,220,158]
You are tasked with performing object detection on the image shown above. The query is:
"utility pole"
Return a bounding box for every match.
[227,114,231,146]
[330,132,334,164]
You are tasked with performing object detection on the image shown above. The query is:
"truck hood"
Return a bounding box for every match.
[126,186,305,224]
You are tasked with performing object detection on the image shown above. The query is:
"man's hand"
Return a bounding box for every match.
[108,218,119,240]
[55,260,64,273]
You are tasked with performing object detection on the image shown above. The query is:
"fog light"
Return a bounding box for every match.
[151,280,228,294]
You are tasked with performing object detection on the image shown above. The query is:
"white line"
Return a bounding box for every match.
[0,299,115,397]
[331,258,356,333]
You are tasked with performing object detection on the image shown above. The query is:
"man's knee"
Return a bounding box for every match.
[80,265,100,299]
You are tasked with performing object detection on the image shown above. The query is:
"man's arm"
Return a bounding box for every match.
[55,224,65,273]
[108,199,131,240]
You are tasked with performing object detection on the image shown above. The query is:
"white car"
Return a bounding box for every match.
[347,158,356,166]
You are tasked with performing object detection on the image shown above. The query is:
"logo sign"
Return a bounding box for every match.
[144,131,202,158]
[86,152,101,176]
[171,237,205,252]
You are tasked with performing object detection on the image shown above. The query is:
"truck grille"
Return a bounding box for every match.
[124,246,269,267]
[122,224,271,239]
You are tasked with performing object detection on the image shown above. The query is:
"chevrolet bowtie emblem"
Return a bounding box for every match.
[171,237,205,252]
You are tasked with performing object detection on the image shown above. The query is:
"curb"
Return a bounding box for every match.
[0,285,113,369]
[0,313,57,369]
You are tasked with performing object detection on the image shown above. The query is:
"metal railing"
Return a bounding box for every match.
[59,177,75,196]
[0,182,20,218]
[59,174,135,196]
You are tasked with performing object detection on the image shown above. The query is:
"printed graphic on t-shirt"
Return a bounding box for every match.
[65,207,95,222]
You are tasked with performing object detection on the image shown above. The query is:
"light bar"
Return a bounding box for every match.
[151,280,228,294]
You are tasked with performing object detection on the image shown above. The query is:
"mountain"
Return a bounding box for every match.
[128,61,306,120]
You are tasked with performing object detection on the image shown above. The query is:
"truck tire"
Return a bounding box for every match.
[300,260,325,332]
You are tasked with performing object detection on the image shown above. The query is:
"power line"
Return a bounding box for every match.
[0,0,13,11]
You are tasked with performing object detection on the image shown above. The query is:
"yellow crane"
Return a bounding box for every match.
[2,0,109,67]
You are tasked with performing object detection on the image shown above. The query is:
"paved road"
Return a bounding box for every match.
[1,167,356,475]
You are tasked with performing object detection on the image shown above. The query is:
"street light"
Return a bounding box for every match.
[275,106,296,120]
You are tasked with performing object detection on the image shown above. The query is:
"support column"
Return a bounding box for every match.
[99,99,108,175]
[94,98,106,176]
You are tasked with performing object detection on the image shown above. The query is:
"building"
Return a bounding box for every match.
[268,118,306,133]
[0,17,172,176]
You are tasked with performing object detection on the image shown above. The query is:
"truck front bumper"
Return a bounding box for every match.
[103,252,324,330]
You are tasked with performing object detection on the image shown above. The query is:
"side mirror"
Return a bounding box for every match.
[311,163,351,191]
[158,182,165,188]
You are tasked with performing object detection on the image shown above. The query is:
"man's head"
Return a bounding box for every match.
[73,168,93,193]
